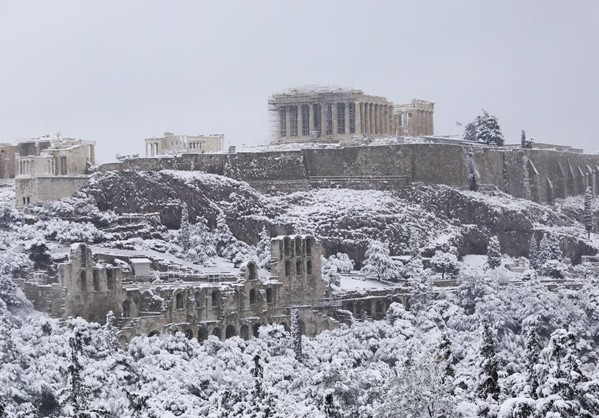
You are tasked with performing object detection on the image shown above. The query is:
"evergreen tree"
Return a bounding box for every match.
[252,354,264,400]
[186,215,217,265]
[477,322,500,402]
[431,250,460,279]
[323,393,342,418]
[549,234,562,261]
[438,332,455,385]
[536,234,552,269]
[360,240,402,282]
[486,236,502,270]
[291,308,302,362]
[179,202,190,251]
[409,229,421,259]
[215,212,235,257]
[524,325,540,399]
[584,186,594,239]
[528,235,539,270]
[255,226,272,271]
[464,110,504,146]
[68,332,89,415]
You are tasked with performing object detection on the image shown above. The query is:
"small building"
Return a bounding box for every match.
[269,86,396,144]
[145,132,224,157]
[15,135,96,206]
[395,99,435,137]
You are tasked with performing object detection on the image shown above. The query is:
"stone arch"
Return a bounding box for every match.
[296,259,302,275]
[249,288,257,305]
[306,260,313,275]
[305,237,313,256]
[80,271,87,292]
[175,292,184,309]
[248,261,258,280]
[212,327,222,339]
[284,237,291,256]
[184,329,193,340]
[240,324,250,340]
[211,290,220,308]
[195,290,203,307]
[118,335,128,347]
[148,330,160,337]
[198,326,208,342]
[295,237,302,255]
[92,270,100,291]
[266,288,273,304]
[106,269,115,290]
[285,260,291,276]
[122,300,131,317]
[253,323,262,338]
[375,300,385,317]
[225,325,237,339]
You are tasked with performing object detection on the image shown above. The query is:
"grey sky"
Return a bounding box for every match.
[1,1,598,163]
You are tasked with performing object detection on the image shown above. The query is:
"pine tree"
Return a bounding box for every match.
[431,250,460,279]
[464,121,477,142]
[291,308,302,362]
[409,229,421,259]
[536,234,552,270]
[256,226,272,271]
[464,110,504,146]
[528,235,539,270]
[68,332,89,415]
[477,322,500,402]
[360,240,402,282]
[549,234,562,261]
[179,202,190,251]
[215,212,234,257]
[487,236,502,270]
[584,186,594,239]
[438,332,455,385]
[525,325,540,399]
[252,354,264,400]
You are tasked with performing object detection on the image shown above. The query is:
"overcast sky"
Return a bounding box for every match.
[1,1,598,163]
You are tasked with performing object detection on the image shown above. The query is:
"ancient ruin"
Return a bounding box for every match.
[14,135,95,206]
[395,98,435,137]
[145,131,224,157]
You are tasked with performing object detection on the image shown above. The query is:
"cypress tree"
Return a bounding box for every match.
[477,322,500,401]
[487,236,502,270]
[179,202,190,251]
[529,235,539,270]
[291,308,302,361]
[584,186,594,239]
[525,325,540,399]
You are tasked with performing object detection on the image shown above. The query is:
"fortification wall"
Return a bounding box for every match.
[99,144,599,203]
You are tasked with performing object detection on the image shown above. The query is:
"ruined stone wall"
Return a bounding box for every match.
[16,176,89,206]
[99,144,599,203]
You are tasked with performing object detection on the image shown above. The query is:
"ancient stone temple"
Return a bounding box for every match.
[269,86,396,144]
[145,132,224,157]
[395,99,435,137]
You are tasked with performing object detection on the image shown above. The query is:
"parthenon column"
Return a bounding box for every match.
[285,108,291,139]
[309,104,315,136]
[320,104,327,137]
[345,102,351,135]
[355,102,362,135]
[364,104,370,134]
[297,104,304,138]
[332,103,338,136]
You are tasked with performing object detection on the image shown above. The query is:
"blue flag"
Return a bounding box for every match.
[456,121,463,127]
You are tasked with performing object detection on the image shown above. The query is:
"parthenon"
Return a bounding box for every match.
[269,86,396,143]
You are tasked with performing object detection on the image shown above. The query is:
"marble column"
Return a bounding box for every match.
[355,102,361,135]
[297,105,304,138]
[309,104,315,136]
[332,103,338,136]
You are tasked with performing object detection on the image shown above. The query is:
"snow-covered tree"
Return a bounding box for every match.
[528,236,539,270]
[361,240,402,282]
[214,212,235,257]
[584,186,594,239]
[179,202,190,251]
[185,215,217,265]
[323,392,342,418]
[464,110,504,146]
[477,322,500,402]
[487,236,502,270]
[255,226,271,271]
[525,325,540,399]
[536,234,552,270]
[409,229,421,259]
[291,308,302,362]
[430,250,460,279]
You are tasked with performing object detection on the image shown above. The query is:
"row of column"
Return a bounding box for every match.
[146,142,160,157]
[398,110,434,136]
[18,159,33,176]
[279,102,395,139]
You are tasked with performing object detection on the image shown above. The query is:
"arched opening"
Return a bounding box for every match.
[211,290,220,308]
[306,238,312,256]
[184,329,193,340]
[198,327,208,342]
[248,262,258,280]
[298,319,306,336]
[240,325,250,340]
[122,300,131,317]
[118,335,128,347]
[266,288,273,304]
[285,261,291,276]
[212,327,222,339]
[92,270,100,291]
[175,293,184,309]
[80,271,87,292]
[375,300,385,316]
[195,291,203,307]
[79,245,87,268]
[295,237,302,256]
[249,288,257,305]
[284,237,291,256]
[280,322,289,332]
[106,269,115,290]
[148,330,160,337]
[225,325,237,339]
[296,260,302,275]
[306,260,313,275]
[253,323,261,338]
